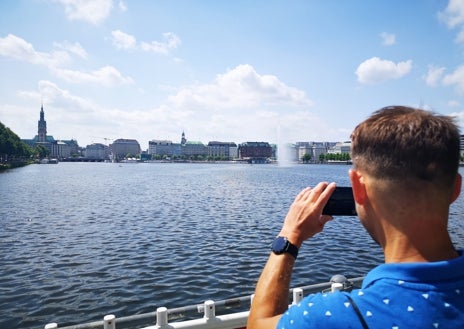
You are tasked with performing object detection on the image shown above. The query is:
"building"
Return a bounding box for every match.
[110,139,141,160]
[22,105,79,159]
[460,135,464,158]
[148,140,181,158]
[327,141,351,155]
[239,142,272,162]
[207,141,238,160]
[38,105,47,143]
[182,141,208,159]
[148,132,212,160]
[22,105,55,151]
[85,143,110,160]
[295,141,337,163]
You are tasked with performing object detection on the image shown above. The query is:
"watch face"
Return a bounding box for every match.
[272,236,288,253]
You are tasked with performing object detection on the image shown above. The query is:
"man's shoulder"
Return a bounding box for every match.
[277,291,360,329]
[363,254,464,289]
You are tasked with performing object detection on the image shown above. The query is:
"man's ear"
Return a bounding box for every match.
[349,169,367,205]
[451,173,462,204]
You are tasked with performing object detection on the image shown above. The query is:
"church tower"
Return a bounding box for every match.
[181,131,187,146]
[38,104,47,143]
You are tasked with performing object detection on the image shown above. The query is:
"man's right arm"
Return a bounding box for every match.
[247,182,336,329]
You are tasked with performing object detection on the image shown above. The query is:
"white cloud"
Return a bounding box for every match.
[355,57,412,84]
[439,0,464,28]
[439,0,464,44]
[118,0,127,12]
[111,30,137,50]
[0,34,132,87]
[53,41,88,59]
[140,32,181,55]
[449,110,464,128]
[17,80,97,112]
[40,80,98,111]
[0,34,70,67]
[53,0,113,25]
[111,30,181,56]
[52,66,134,86]
[158,64,319,144]
[424,65,446,87]
[380,32,396,46]
[168,64,312,109]
[443,65,464,93]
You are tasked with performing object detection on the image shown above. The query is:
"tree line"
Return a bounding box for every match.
[301,152,351,163]
[0,121,51,169]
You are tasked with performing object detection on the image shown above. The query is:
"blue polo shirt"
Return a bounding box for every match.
[278,252,464,328]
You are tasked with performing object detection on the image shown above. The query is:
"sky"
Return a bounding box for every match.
[1,0,464,149]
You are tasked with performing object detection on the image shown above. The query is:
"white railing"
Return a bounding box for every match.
[44,276,364,329]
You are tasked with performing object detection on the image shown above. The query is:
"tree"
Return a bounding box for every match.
[34,145,49,158]
[0,122,32,160]
[301,153,312,163]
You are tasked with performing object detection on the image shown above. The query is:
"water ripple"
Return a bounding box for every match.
[0,163,462,329]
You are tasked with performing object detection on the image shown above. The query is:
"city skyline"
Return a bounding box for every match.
[22,105,344,149]
[2,1,464,148]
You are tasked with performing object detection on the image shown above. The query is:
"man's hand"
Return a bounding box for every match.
[279,182,336,248]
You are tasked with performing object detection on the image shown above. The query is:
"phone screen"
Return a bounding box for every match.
[322,187,356,216]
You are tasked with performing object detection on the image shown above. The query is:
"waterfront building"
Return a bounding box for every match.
[21,105,79,159]
[182,141,208,159]
[148,140,181,158]
[207,141,238,160]
[238,142,272,162]
[52,141,70,158]
[295,141,337,163]
[327,141,351,155]
[37,105,47,143]
[179,131,207,159]
[460,135,464,157]
[110,139,141,160]
[295,142,312,162]
[148,132,211,160]
[85,143,110,160]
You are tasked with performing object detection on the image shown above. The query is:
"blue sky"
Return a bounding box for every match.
[1,0,464,149]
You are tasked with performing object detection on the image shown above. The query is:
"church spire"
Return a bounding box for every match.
[38,104,47,143]
[181,130,186,146]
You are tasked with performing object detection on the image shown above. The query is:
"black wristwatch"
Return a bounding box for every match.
[271,236,299,259]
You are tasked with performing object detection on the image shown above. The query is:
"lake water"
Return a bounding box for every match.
[1,163,463,329]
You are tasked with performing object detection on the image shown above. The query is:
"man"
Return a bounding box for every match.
[247,106,464,328]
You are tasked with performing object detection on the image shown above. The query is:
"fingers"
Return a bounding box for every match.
[282,182,336,242]
[316,182,336,208]
[294,187,311,201]
[319,214,333,226]
[296,182,334,205]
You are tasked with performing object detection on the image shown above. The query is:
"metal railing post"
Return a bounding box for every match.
[44,323,58,329]
[103,314,115,329]
[204,300,215,319]
[331,282,343,292]
[156,307,168,328]
[293,288,304,304]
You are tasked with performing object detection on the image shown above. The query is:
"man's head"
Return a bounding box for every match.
[350,105,461,189]
[349,106,462,261]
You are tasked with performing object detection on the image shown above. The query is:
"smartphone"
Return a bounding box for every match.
[322,186,357,216]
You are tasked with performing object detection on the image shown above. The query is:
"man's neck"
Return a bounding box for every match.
[383,229,459,263]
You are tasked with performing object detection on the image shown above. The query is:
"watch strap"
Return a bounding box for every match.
[272,236,299,259]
